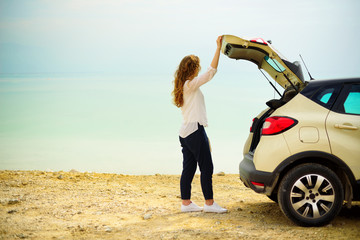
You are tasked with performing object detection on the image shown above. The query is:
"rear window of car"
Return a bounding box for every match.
[264,56,286,72]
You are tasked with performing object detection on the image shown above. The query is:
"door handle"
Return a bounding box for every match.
[334,124,358,130]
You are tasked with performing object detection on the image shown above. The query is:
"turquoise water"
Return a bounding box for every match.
[0,72,274,174]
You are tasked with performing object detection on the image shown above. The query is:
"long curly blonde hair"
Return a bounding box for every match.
[172,55,200,108]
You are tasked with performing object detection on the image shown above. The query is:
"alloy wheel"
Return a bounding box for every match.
[290,174,335,219]
[278,163,343,226]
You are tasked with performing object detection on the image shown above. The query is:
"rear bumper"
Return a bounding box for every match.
[239,153,278,195]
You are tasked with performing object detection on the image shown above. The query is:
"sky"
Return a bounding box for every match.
[0,0,360,174]
[1,0,360,78]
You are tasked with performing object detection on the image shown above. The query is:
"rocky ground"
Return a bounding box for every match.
[0,170,359,239]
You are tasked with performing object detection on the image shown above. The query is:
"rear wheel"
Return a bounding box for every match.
[277,163,343,226]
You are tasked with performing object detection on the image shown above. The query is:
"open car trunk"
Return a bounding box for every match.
[220,35,307,153]
[221,35,306,92]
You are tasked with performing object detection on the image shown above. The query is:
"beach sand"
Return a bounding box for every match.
[0,170,359,239]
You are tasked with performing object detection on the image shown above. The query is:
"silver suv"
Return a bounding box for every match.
[221,35,360,226]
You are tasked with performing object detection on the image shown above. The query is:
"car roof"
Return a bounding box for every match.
[305,78,360,87]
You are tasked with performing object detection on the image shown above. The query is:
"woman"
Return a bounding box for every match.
[172,36,227,213]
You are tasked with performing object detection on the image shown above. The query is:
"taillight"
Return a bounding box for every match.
[262,116,297,135]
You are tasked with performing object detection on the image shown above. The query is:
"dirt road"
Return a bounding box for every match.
[1,171,359,239]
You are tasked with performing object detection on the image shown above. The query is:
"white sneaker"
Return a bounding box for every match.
[204,202,228,213]
[181,202,203,212]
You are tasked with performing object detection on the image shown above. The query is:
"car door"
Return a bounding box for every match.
[326,83,360,180]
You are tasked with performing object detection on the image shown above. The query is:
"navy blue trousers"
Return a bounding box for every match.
[179,124,214,200]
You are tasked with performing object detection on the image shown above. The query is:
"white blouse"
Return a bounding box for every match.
[179,66,217,138]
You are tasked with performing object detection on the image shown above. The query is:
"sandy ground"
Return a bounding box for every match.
[0,170,359,240]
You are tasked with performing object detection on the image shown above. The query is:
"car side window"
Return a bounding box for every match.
[312,86,339,109]
[343,85,360,115]
[318,89,334,104]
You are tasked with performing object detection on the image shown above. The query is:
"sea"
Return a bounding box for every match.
[0,72,276,175]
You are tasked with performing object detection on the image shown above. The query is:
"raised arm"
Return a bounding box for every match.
[210,36,222,69]
[185,36,222,91]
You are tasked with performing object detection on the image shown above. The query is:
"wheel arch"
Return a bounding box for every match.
[271,151,358,201]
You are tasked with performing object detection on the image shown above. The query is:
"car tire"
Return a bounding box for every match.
[277,163,344,227]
